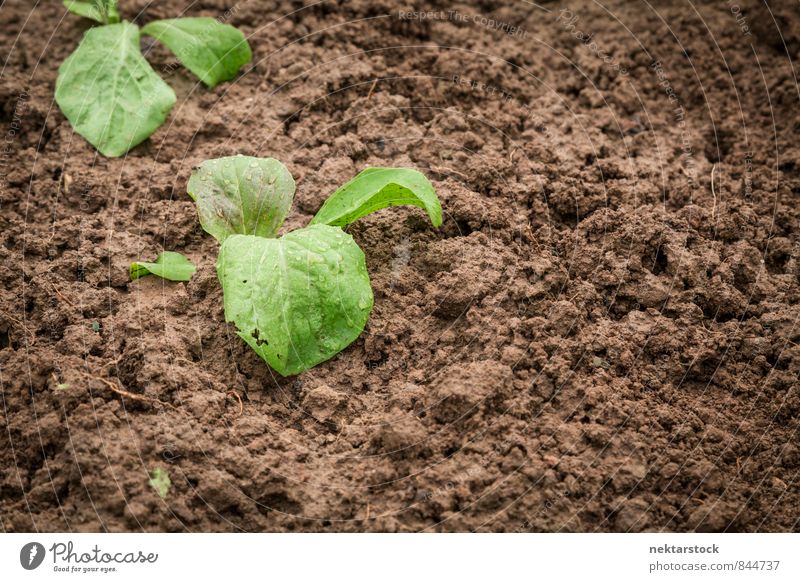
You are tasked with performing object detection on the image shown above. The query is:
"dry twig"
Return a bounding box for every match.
[50,283,75,307]
[227,390,244,416]
[367,79,378,99]
[710,164,718,221]
[92,375,177,410]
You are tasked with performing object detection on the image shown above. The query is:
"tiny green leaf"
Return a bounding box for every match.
[63,0,120,24]
[141,17,252,88]
[187,156,295,243]
[148,467,171,499]
[310,167,442,228]
[55,22,176,157]
[130,251,196,282]
[217,225,373,376]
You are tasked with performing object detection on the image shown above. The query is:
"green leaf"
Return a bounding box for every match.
[141,17,252,88]
[217,225,373,376]
[187,155,295,243]
[310,167,442,228]
[148,467,171,499]
[55,22,176,157]
[63,0,120,24]
[130,251,196,282]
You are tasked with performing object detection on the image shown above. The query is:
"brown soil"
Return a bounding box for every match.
[1,0,799,532]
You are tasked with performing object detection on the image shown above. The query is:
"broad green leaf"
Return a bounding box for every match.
[129,251,196,282]
[55,22,176,157]
[217,225,373,376]
[187,155,295,243]
[310,167,442,228]
[63,0,120,24]
[141,18,252,88]
[148,468,171,499]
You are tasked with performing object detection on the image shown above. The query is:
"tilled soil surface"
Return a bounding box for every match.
[1,0,799,532]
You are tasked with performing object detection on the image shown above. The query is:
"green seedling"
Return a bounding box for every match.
[64,0,119,23]
[56,0,251,157]
[148,467,171,499]
[130,251,196,282]
[188,156,442,376]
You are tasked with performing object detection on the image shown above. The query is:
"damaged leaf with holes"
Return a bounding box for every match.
[218,226,373,375]
[187,156,295,242]
[188,155,441,376]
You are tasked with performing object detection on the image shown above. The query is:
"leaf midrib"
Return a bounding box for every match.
[275,239,291,364]
[103,24,132,145]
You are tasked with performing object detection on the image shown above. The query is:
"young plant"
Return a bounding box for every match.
[56,0,251,157]
[129,251,196,282]
[148,467,171,499]
[187,156,442,376]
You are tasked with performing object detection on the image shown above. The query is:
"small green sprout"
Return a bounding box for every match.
[130,251,196,282]
[148,467,171,499]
